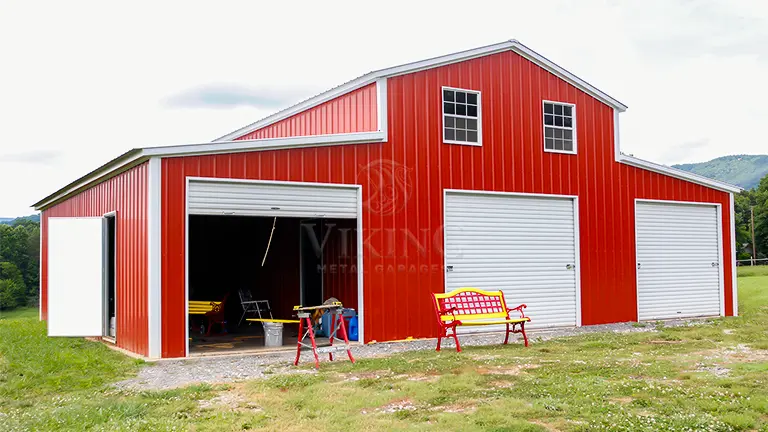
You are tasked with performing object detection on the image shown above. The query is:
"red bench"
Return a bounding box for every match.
[431,288,530,352]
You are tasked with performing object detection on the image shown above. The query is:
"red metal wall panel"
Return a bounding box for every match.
[160,50,734,357]
[322,219,358,310]
[40,163,149,356]
[234,83,378,140]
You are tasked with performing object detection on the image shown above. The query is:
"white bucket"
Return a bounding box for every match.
[109,317,116,337]
[263,322,284,347]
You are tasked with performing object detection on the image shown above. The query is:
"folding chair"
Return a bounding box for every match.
[238,289,273,326]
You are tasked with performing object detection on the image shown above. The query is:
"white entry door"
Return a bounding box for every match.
[444,191,579,329]
[47,217,105,336]
[635,201,723,320]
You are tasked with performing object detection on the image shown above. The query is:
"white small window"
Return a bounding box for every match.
[543,101,576,154]
[443,87,481,146]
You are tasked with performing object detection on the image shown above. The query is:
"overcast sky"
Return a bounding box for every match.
[1,0,767,217]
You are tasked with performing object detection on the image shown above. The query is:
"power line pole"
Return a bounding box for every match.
[751,206,757,266]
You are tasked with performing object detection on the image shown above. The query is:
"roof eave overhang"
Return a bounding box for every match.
[32,131,386,211]
[617,154,743,194]
[32,149,148,211]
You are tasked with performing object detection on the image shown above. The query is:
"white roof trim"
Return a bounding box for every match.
[144,131,384,158]
[617,154,742,193]
[33,132,386,210]
[214,39,627,142]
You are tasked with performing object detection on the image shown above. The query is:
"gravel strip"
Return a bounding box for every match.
[114,317,711,391]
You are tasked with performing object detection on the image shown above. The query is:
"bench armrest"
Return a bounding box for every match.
[507,304,528,320]
[437,306,459,323]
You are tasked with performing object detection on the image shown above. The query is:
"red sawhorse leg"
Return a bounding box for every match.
[294,313,321,369]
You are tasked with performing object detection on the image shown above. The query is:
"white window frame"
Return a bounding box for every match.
[542,100,577,155]
[442,86,482,146]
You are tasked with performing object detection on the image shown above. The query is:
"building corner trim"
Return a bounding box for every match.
[376,78,388,141]
[147,157,162,358]
[730,193,738,316]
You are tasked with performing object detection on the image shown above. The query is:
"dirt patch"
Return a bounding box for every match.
[488,380,515,388]
[340,371,391,382]
[694,364,731,377]
[696,344,768,362]
[476,364,539,376]
[429,402,476,414]
[530,420,562,432]
[691,344,768,377]
[469,354,501,361]
[394,373,440,383]
[609,396,634,405]
[366,398,418,414]
[198,386,262,413]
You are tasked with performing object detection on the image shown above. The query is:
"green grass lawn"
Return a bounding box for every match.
[2,268,768,431]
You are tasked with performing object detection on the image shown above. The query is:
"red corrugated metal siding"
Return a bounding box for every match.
[40,163,149,356]
[234,83,378,140]
[322,219,358,310]
[160,50,734,357]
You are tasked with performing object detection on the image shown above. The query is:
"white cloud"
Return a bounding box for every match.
[1,0,767,216]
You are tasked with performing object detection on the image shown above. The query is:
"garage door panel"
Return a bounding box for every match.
[445,192,579,330]
[188,180,358,218]
[636,201,722,321]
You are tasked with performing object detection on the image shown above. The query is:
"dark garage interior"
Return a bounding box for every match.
[187,215,358,355]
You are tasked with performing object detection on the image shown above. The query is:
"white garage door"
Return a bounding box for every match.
[444,191,579,329]
[188,180,358,218]
[636,201,723,320]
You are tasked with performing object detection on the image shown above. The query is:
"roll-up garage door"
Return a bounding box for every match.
[444,191,579,329]
[187,180,358,218]
[636,201,722,320]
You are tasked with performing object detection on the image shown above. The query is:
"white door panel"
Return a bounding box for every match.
[47,217,104,337]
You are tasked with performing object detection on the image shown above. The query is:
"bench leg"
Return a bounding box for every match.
[436,334,442,352]
[504,323,510,345]
[520,322,529,347]
[452,329,461,352]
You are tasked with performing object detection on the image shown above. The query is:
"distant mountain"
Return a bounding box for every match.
[673,155,768,190]
[0,214,40,225]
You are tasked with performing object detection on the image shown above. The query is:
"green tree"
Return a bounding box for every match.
[0,220,40,309]
[753,174,768,259]
[0,279,26,309]
[0,261,27,308]
[735,190,755,260]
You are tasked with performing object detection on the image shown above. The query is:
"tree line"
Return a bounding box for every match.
[0,219,40,310]
[735,173,768,262]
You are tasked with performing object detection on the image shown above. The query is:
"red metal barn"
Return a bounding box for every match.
[35,40,741,359]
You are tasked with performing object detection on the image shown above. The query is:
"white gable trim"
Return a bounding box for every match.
[214,39,627,142]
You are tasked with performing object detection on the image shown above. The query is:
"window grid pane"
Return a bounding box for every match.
[444,88,480,144]
[543,101,575,153]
